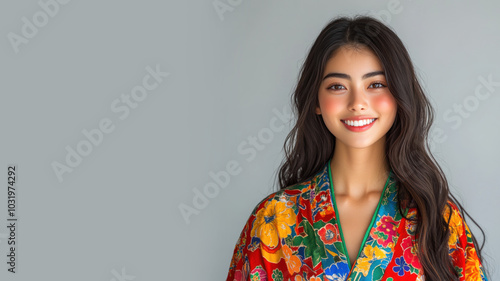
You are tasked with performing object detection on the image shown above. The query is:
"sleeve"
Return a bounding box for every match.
[225,195,293,281]
[226,211,252,281]
[225,196,269,281]
[446,202,488,281]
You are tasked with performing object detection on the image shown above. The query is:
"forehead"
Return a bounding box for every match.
[324,45,383,75]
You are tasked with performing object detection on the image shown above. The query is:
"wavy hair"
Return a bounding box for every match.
[273,15,487,280]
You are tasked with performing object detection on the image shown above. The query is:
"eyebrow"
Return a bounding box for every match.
[322,70,385,81]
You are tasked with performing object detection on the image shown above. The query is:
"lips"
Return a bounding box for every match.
[342,118,376,126]
[341,118,377,132]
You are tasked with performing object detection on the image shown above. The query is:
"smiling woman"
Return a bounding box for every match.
[225,15,488,281]
[316,46,397,149]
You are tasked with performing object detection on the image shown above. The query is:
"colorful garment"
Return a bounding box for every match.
[226,160,488,281]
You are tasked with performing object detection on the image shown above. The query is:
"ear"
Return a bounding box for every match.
[315,106,321,115]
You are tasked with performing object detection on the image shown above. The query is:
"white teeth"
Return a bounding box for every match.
[342,118,376,127]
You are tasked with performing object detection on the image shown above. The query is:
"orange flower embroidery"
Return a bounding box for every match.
[282,244,301,275]
[464,247,481,280]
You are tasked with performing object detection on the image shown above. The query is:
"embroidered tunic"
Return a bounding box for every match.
[226,160,488,280]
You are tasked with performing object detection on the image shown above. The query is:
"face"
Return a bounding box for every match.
[315,45,397,149]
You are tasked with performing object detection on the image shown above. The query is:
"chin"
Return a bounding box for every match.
[336,139,375,149]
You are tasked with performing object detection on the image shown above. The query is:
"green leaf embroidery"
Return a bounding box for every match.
[272,269,283,281]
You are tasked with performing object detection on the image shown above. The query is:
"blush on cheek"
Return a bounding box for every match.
[373,94,397,112]
[322,97,344,112]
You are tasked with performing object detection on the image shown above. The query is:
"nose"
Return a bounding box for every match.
[348,87,368,112]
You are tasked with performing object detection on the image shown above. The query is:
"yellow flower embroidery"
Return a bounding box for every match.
[261,246,284,264]
[250,199,297,263]
[353,245,387,277]
[356,257,371,277]
[363,245,387,260]
[251,199,296,247]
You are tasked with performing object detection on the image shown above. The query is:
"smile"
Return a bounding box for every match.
[341,118,377,132]
[341,118,376,127]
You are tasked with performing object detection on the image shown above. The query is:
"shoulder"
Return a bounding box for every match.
[443,201,465,234]
[248,175,319,219]
[226,173,320,272]
[443,200,474,252]
[248,164,331,219]
[444,200,462,222]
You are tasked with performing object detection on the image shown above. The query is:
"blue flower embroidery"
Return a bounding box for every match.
[325,262,349,281]
[393,257,410,276]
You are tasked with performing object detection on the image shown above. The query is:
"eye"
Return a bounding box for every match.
[328,84,346,91]
[369,82,387,89]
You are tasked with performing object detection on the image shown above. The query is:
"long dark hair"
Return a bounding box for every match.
[273,15,487,280]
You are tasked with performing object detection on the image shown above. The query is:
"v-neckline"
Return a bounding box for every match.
[326,159,392,272]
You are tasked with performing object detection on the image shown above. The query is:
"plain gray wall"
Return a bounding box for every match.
[0,1,498,280]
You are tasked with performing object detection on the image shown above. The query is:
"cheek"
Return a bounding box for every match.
[321,97,344,112]
[372,94,397,114]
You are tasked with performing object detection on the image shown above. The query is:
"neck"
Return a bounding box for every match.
[330,136,390,198]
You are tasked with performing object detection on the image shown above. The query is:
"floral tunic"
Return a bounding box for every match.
[226,160,488,281]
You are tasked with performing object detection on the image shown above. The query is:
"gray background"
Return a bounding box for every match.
[0,0,498,280]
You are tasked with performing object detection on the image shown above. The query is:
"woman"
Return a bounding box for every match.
[226,15,488,281]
